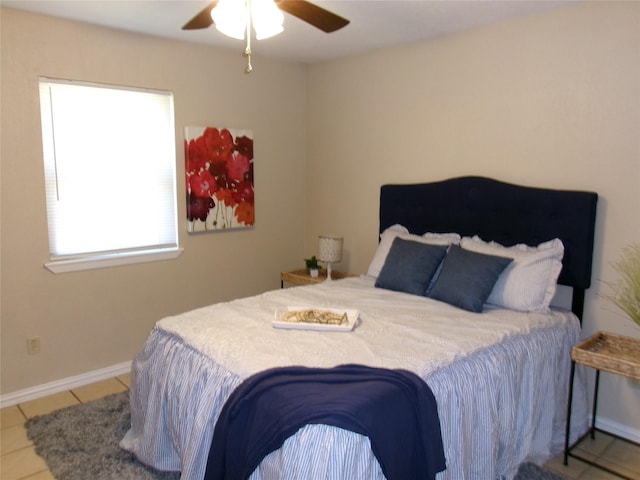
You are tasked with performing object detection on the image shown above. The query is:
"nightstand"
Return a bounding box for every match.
[280,268,353,287]
[564,331,640,479]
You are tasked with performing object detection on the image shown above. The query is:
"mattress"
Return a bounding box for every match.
[121,276,589,480]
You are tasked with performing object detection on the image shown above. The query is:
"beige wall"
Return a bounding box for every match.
[1,8,307,392]
[2,1,639,437]
[306,1,640,435]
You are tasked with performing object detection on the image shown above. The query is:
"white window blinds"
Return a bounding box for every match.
[39,78,180,272]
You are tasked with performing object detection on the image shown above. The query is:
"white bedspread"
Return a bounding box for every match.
[121,276,588,480]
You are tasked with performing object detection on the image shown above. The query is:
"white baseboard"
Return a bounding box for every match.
[595,416,640,443]
[0,361,132,408]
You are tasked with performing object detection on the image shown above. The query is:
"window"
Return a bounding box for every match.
[39,78,181,273]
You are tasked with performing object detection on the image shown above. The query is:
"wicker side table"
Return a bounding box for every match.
[280,269,354,287]
[564,331,640,479]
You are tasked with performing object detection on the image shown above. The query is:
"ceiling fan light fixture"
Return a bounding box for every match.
[211,0,283,41]
[251,0,284,40]
[211,0,247,40]
[183,0,349,73]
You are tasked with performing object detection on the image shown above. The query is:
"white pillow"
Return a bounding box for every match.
[459,236,564,313]
[422,232,462,244]
[366,225,460,278]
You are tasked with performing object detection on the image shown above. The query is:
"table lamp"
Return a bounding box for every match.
[317,235,343,281]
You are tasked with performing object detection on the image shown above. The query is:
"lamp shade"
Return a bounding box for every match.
[211,0,247,39]
[211,0,284,40]
[318,236,343,263]
[251,0,284,39]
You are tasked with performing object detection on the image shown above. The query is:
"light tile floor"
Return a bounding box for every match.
[1,374,639,479]
[546,431,640,480]
[1,376,129,480]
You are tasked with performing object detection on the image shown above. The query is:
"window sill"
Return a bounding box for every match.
[44,247,184,274]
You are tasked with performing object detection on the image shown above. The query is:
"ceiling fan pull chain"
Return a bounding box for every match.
[244,13,253,74]
[244,45,253,73]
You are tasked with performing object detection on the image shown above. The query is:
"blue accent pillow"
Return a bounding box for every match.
[427,245,512,313]
[375,238,448,296]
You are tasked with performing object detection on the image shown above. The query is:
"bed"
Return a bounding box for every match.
[121,176,598,480]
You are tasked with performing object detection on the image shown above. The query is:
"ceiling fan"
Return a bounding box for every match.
[183,0,349,33]
[182,0,350,72]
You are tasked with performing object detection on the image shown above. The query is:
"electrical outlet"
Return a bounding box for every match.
[27,336,41,355]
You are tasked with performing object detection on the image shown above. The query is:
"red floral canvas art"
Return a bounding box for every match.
[185,126,254,232]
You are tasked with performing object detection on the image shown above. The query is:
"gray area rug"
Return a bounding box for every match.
[514,462,568,480]
[26,391,179,480]
[26,390,566,480]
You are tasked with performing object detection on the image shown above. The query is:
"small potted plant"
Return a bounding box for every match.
[305,255,321,278]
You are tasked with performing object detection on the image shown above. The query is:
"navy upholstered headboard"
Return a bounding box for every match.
[379,176,598,320]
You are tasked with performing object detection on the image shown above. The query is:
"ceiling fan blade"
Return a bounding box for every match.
[276,0,349,33]
[182,1,218,30]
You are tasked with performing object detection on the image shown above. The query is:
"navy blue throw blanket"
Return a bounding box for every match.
[204,364,446,480]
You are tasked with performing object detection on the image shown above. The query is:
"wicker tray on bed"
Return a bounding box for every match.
[571,331,640,381]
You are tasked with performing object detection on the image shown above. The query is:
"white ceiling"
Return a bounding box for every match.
[1,0,576,63]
